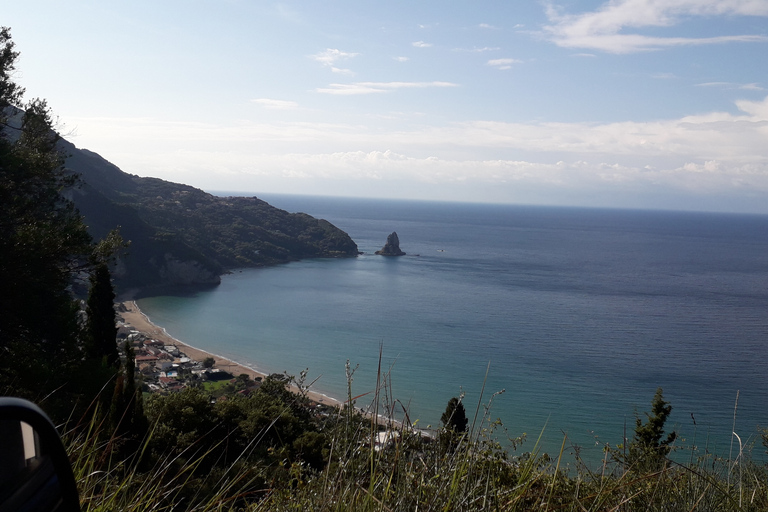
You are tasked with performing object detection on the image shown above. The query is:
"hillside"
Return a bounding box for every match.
[61,140,359,291]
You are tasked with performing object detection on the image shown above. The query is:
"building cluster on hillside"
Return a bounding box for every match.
[116,322,260,395]
[114,318,407,444]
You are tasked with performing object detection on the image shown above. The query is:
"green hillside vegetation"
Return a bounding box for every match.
[67,145,360,266]
[3,26,768,511]
[64,143,359,290]
[68,377,768,511]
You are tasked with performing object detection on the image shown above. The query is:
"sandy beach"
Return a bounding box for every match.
[118,300,341,407]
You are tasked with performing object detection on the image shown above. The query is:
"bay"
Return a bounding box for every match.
[138,195,768,462]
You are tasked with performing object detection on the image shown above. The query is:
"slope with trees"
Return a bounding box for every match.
[63,142,359,291]
[0,27,123,420]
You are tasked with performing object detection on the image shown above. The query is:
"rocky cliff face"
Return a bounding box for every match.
[155,254,222,286]
[375,232,406,256]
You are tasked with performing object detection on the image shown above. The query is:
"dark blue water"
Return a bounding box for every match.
[139,195,768,462]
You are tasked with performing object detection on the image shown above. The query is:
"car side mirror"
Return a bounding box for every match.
[0,397,80,512]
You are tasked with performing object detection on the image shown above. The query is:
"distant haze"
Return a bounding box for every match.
[5,1,768,213]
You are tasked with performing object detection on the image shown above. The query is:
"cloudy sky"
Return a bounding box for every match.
[4,0,768,212]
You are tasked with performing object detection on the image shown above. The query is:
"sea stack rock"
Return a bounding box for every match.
[375,232,406,256]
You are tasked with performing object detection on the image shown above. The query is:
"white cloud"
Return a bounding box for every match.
[479,23,498,29]
[311,48,360,66]
[131,150,768,202]
[69,95,768,158]
[372,110,426,120]
[316,81,459,95]
[697,81,765,90]
[412,41,433,48]
[736,96,768,118]
[696,81,732,87]
[65,96,768,208]
[393,56,409,62]
[331,67,355,75]
[544,0,768,53]
[487,58,522,70]
[454,46,501,52]
[316,84,387,95]
[251,98,299,110]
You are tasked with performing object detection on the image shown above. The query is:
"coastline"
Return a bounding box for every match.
[118,300,342,408]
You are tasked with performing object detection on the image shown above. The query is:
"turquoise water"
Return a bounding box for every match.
[138,196,768,462]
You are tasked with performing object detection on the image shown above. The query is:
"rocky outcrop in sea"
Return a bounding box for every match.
[375,232,406,256]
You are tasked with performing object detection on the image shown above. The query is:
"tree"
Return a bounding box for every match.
[202,357,216,368]
[0,27,94,403]
[0,27,24,114]
[0,29,131,427]
[121,340,138,431]
[84,263,119,366]
[441,396,468,434]
[111,340,147,445]
[628,387,677,468]
[144,387,216,457]
[439,396,468,453]
[109,374,126,432]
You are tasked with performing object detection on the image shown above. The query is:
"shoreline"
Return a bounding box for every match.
[118,300,342,408]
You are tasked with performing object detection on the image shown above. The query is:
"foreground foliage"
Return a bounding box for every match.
[0,26,126,420]
[62,376,768,512]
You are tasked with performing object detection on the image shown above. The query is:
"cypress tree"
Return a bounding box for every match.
[122,339,148,439]
[123,340,137,431]
[439,396,468,452]
[85,263,119,366]
[441,396,468,434]
[109,374,126,432]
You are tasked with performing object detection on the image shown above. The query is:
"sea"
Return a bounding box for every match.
[137,194,768,464]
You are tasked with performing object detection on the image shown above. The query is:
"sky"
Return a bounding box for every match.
[3,0,768,213]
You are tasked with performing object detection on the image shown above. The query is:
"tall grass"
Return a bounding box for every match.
[253,360,768,511]
[65,407,263,511]
[63,366,768,512]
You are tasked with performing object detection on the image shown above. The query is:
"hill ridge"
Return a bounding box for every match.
[62,140,359,292]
